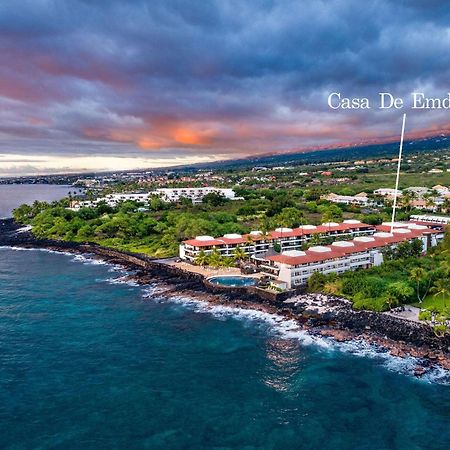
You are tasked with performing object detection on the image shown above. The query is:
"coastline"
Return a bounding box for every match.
[1,217,449,377]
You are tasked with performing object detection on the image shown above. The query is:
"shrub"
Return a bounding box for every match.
[323,280,343,295]
[341,274,367,296]
[432,325,448,337]
[418,310,432,321]
[385,281,415,304]
[352,293,387,312]
[307,272,327,292]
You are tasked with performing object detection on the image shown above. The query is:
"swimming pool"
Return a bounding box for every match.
[207,276,257,287]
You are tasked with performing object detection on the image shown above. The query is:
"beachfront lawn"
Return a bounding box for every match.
[412,294,450,314]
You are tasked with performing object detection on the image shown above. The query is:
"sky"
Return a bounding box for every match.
[1,0,450,176]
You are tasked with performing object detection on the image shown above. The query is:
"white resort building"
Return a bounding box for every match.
[71,187,239,209]
[179,220,376,262]
[410,214,450,225]
[154,187,238,203]
[321,192,370,206]
[373,188,403,198]
[180,217,446,290]
[72,193,151,209]
[257,222,443,289]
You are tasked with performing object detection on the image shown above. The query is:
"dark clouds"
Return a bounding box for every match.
[1,0,450,170]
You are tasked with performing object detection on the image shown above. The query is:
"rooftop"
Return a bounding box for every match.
[265,226,439,267]
[183,221,375,247]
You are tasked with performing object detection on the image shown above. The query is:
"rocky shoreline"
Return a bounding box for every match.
[1,217,449,377]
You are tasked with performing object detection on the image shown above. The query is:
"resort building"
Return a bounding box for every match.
[257,223,443,289]
[373,188,403,198]
[70,187,239,209]
[410,214,450,226]
[433,185,449,196]
[404,186,431,197]
[153,187,239,203]
[72,193,151,209]
[179,220,376,262]
[321,192,370,206]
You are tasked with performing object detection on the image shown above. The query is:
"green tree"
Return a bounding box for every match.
[309,233,322,246]
[275,207,304,228]
[383,290,399,310]
[386,281,414,304]
[207,248,224,268]
[77,224,94,241]
[430,278,450,309]
[12,204,33,223]
[307,271,327,292]
[202,192,228,207]
[409,267,427,303]
[233,246,247,262]
[194,250,209,267]
[149,195,168,211]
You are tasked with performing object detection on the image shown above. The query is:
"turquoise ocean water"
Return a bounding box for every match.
[0,247,449,449]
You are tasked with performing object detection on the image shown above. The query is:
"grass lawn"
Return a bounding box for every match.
[334,171,450,195]
[412,294,450,313]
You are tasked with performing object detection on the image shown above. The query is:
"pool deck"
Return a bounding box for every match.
[168,261,263,279]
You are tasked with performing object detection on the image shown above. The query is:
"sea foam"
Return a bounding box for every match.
[143,285,450,385]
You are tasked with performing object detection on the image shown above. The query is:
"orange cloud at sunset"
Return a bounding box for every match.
[173,128,207,145]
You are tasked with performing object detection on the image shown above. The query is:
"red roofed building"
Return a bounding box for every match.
[256,225,443,289]
[179,221,376,262]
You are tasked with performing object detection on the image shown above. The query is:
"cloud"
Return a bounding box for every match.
[0,0,450,174]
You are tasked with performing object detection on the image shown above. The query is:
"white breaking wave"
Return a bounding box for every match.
[143,287,450,385]
[0,246,75,257]
[3,246,447,385]
[102,275,139,287]
[70,254,108,265]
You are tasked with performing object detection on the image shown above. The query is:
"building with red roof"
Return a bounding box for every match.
[179,220,377,262]
[256,224,443,289]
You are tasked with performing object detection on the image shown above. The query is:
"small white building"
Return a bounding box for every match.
[432,185,449,196]
[373,188,403,197]
[404,186,430,197]
[321,192,370,206]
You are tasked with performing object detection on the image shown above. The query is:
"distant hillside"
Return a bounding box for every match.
[186,135,450,171]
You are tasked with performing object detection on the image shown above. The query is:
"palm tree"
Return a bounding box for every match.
[223,256,236,268]
[400,192,413,211]
[321,209,333,224]
[309,232,322,246]
[425,196,435,211]
[430,279,450,309]
[245,234,255,257]
[441,198,450,214]
[259,217,271,236]
[321,209,335,236]
[194,250,208,267]
[233,245,247,262]
[384,290,398,311]
[208,248,223,268]
[409,268,424,301]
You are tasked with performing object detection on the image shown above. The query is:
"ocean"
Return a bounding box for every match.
[0,247,449,449]
[0,184,82,218]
